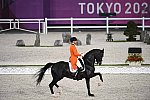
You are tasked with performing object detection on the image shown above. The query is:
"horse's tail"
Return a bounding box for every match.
[35,63,53,86]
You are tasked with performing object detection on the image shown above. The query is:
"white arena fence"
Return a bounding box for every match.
[0,67,150,74]
[0,19,45,33]
[0,17,150,34]
[0,19,14,32]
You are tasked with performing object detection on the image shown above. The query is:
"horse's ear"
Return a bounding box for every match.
[102,48,104,53]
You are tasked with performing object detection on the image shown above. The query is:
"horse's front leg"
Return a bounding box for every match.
[94,73,103,82]
[85,78,94,96]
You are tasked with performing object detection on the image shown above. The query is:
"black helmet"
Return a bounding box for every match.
[70,37,77,42]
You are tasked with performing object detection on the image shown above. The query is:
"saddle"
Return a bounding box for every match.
[69,58,85,73]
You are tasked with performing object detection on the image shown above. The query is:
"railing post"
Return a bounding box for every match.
[17,19,19,29]
[42,22,45,34]
[106,17,109,34]
[13,20,16,29]
[71,17,73,35]
[142,17,145,31]
[9,20,12,29]
[45,18,47,34]
[38,20,41,33]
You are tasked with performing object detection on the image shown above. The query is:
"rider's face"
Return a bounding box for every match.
[73,41,77,44]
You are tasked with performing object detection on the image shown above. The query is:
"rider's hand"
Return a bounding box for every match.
[81,53,84,57]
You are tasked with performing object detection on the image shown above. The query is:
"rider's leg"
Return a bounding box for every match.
[74,67,82,80]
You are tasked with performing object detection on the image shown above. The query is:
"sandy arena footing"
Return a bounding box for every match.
[0,74,150,100]
[0,31,150,100]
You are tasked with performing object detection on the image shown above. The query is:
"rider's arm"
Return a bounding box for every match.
[72,45,81,56]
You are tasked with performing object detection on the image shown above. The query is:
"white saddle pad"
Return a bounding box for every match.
[68,62,77,72]
[68,58,85,73]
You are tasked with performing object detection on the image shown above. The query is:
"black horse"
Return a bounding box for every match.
[35,49,104,96]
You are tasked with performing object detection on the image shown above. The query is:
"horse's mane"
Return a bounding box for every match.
[84,49,100,58]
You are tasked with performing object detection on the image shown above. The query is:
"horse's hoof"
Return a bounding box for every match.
[51,94,55,96]
[100,78,103,82]
[89,93,94,97]
[51,94,58,97]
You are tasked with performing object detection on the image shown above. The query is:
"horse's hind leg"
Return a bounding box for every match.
[55,83,59,88]
[49,80,55,94]
[55,83,62,94]
[49,79,60,94]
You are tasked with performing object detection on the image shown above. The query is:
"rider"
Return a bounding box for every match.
[69,37,83,79]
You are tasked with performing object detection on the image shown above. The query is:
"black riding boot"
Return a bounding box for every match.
[74,68,82,81]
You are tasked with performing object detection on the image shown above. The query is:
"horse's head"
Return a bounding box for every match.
[83,49,104,66]
[94,49,104,65]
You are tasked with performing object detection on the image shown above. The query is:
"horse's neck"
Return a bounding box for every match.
[83,56,95,68]
[83,59,95,72]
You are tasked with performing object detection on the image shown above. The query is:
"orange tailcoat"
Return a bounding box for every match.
[70,44,81,70]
